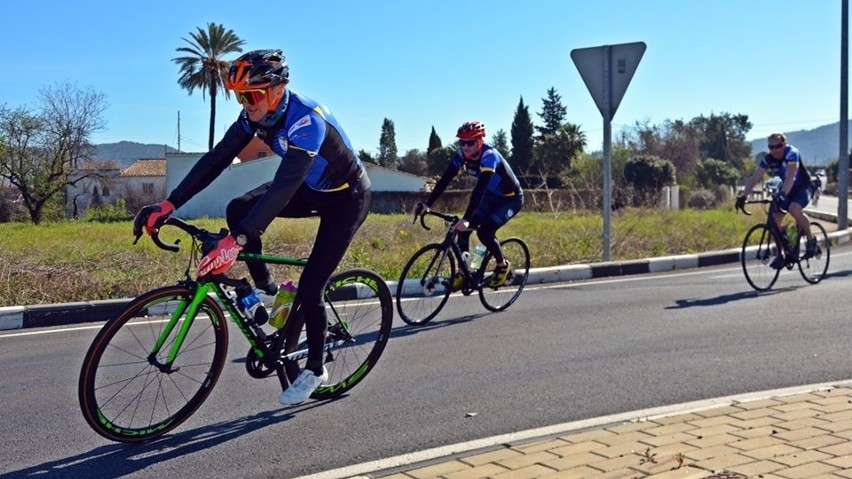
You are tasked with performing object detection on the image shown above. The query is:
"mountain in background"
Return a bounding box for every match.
[749,120,852,166]
[92,141,182,169]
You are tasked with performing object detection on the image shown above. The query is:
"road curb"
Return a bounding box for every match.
[292,379,852,479]
[3,214,850,332]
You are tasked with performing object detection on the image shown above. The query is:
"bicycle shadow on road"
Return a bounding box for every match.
[823,269,852,280]
[389,312,492,339]
[665,287,792,309]
[0,402,329,479]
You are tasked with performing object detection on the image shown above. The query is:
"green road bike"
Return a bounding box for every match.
[79,217,393,443]
[396,210,530,326]
[737,198,830,291]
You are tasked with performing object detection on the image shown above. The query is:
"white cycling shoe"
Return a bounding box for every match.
[278,367,328,405]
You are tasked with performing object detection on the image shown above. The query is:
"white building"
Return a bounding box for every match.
[166,153,428,219]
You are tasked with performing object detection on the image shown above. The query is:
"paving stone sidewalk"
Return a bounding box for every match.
[373,386,852,479]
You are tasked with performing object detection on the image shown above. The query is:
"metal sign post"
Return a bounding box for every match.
[572,41,645,261]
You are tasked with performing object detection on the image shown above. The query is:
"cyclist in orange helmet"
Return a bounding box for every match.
[415,120,523,289]
[134,49,371,405]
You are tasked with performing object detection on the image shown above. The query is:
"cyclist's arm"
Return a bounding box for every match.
[741,166,767,198]
[781,161,798,195]
[236,118,323,239]
[425,162,460,207]
[167,120,254,209]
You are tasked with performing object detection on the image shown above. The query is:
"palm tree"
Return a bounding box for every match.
[172,22,245,150]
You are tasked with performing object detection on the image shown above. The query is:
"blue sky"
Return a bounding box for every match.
[0,1,844,156]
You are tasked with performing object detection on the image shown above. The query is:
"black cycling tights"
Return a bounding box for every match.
[457,220,504,265]
[226,181,370,372]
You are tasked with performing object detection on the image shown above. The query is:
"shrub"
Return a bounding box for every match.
[85,198,133,223]
[686,189,717,209]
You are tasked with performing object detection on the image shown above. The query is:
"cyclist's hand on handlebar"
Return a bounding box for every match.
[735,194,746,211]
[197,234,242,277]
[133,200,175,236]
[774,191,788,209]
[453,218,470,232]
[413,202,429,219]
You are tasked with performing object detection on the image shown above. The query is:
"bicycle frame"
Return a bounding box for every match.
[142,215,357,391]
[423,211,489,291]
[739,198,797,265]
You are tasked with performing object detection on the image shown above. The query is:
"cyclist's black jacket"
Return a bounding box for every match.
[167,89,369,238]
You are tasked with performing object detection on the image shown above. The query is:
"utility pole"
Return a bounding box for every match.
[840,0,849,229]
[177,111,182,153]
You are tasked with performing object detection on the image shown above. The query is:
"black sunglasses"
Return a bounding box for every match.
[768,143,784,150]
[459,139,478,147]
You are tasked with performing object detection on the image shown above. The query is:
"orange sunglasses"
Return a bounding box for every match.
[234,89,267,105]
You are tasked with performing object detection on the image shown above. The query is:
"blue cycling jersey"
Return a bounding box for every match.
[758,145,810,192]
[449,144,522,198]
[237,90,364,192]
[167,89,368,238]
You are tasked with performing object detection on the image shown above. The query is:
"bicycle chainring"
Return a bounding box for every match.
[245,341,278,379]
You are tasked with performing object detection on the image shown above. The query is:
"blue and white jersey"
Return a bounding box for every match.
[759,145,810,192]
[449,144,521,197]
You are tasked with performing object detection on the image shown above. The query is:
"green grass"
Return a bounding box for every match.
[0,207,762,307]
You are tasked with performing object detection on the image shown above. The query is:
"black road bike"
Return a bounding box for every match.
[395,210,530,326]
[79,217,393,443]
[736,198,830,291]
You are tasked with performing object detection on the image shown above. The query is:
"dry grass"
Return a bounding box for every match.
[0,206,758,307]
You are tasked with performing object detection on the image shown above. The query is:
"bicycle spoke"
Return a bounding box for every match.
[741,223,781,291]
[285,269,392,400]
[79,286,228,443]
[479,238,530,312]
[798,222,830,284]
[396,244,454,325]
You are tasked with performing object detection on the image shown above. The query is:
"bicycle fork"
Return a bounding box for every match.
[147,284,212,373]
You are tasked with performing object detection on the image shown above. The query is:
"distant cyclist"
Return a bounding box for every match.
[133,49,371,406]
[736,132,817,267]
[414,120,523,289]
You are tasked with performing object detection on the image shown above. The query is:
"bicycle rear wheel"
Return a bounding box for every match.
[78,285,228,443]
[395,243,455,325]
[797,221,830,284]
[741,224,781,291]
[478,237,530,312]
[284,269,392,400]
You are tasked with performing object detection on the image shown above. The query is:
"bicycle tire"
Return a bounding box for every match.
[741,223,781,291]
[283,269,392,400]
[478,237,531,311]
[78,285,228,443]
[395,243,456,326]
[797,221,830,284]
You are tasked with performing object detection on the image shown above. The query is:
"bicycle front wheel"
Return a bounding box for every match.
[395,243,455,325]
[797,221,830,284]
[284,269,393,400]
[478,237,531,312]
[741,224,781,291]
[78,285,229,443]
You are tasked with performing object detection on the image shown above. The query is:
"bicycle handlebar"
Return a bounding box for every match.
[736,197,788,217]
[736,198,769,216]
[134,217,227,253]
[414,209,460,231]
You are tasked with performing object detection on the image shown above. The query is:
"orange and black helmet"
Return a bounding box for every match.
[226,49,290,91]
[456,121,486,140]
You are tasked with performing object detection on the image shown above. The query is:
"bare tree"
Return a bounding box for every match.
[0,82,107,224]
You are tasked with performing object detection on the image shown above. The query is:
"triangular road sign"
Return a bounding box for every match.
[571,41,646,119]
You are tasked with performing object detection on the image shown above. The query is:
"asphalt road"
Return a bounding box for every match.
[2,241,851,478]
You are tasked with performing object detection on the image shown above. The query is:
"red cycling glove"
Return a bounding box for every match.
[198,235,243,277]
[133,200,175,236]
